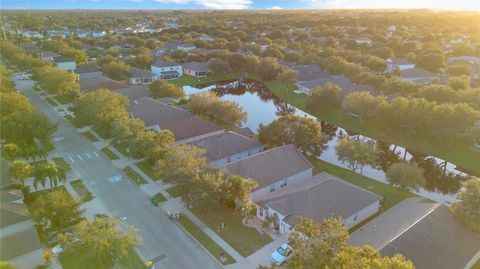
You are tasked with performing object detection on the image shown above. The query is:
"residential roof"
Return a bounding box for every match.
[400,68,436,78]
[75,65,100,74]
[52,55,74,63]
[0,226,42,260]
[236,127,255,138]
[79,75,129,92]
[299,76,353,90]
[113,86,151,103]
[288,64,330,81]
[152,59,180,68]
[188,131,263,162]
[130,66,155,78]
[261,172,382,227]
[0,189,29,229]
[129,97,223,142]
[390,58,413,65]
[20,42,40,53]
[380,204,480,269]
[40,51,61,58]
[183,61,209,72]
[224,144,312,190]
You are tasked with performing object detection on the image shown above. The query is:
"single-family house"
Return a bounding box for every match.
[129,97,223,144]
[39,51,61,62]
[256,172,382,234]
[129,67,157,85]
[113,85,151,104]
[177,43,196,52]
[188,131,264,168]
[163,42,178,53]
[386,58,415,73]
[183,62,209,77]
[52,55,76,71]
[20,42,41,53]
[75,65,102,78]
[79,75,129,92]
[223,144,313,202]
[296,76,353,95]
[399,68,440,84]
[447,56,480,78]
[352,37,373,46]
[151,59,183,80]
[22,31,44,39]
[288,64,330,81]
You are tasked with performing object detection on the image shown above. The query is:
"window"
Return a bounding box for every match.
[280,179,287,188]
[259,208,264,217]
[227,156,231,163]
[269,183,275,192]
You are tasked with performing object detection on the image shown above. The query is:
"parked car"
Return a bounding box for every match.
[270,243,293,266]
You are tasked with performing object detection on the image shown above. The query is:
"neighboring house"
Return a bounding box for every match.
[0,189,43,269]
[188,131,264,168]
[177,43,196,52]
[129,97,223,144]
[386,58,415,73]
[256,172,382,234]
[52,55,77,71]
[352,37,373,46]
[151,59,183,80]
[39,51,61,62]
[223,144,313,202]
[399,68,441,84]
[79,75,129,92]
[447,56,480,78]
[113,85,151,104]
[20,42,41,53]
[295,75,353,95]
[163,42,178,53]
[75,65,102,78]
[235,127,255,139]
[288,64,330,81]
[129,67,157,85]
[183,62,209,77]
[22,31,44,39]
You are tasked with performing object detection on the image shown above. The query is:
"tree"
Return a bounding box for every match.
[0,261,17,269]
[307,83,342,112]
[221,174,258,213]
[1,112,57,149]
[278,67,298,84]
[189,91,247,130]
[333,246,414,269]
[447,64,472,77]
[452,177,480,233]
[343,92,385,118]
[154,144,207,184]
[1,143,20,161]
[144,38,157,49]
[244,55,261,71]
[33,162,66,190]
[129,53,153,69]
[448,75,470,91]
[258,115,326,156]
[31,189,83,231]
[130,129,174,161]
[32,66,79,95]
[58,215,140,269]
[257,57,283,80]
[416,52,445,73]
[418,85,455,103]
[101,61,130,81]
[288,217,348,269]
[148,80,185,99]
[0,92,34,119]
[180,169,224,209]
[335,137,379,174]
[208,58,230,75]
[9,160,33,187]
[386,162,425,191]
[371,46,393,59]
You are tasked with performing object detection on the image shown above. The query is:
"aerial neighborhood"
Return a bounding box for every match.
[0,8,479,269]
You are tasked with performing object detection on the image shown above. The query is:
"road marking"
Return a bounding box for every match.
[92,151,99,157]
[85,152,91,159]
[107,175,123,183]
[68,156,75,163]
[77,154,83,160]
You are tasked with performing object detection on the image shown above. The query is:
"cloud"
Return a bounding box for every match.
[302,0,480,10]
[269,5,283,9]
[154,0,251,9]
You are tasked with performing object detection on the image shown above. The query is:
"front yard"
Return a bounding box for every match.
[122,166,148,185]
[190,205,273,257]
[135,160,158,180]
[101,147,120,160]
[70,179,94,203]
[82,131,99,142]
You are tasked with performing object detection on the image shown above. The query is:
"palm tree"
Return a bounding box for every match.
[9,160,33,187]
[33,162,66,190]
[24,145,47,162]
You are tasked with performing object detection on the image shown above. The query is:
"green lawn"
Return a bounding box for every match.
[64,114,81,128]
[52,157,71,172]
[70,179,94,203]
[152,192,167,203]
[135,160,158,180]
[178,214,235,265]
[59,248,145,269]
[171,72,245,86]
[113,143,131,157]
[190,205,273,257]
[101,147,120,160]
[166,185,181,198]
[44,97,58,106]
[307,156,416,211]
[122,166,148,185]
[54,94,76,104]
[82,131,99,142]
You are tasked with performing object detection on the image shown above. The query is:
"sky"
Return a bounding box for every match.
[1,0,479,10]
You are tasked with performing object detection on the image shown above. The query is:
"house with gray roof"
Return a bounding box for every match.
[52,55,76,71]
[296,75,353,95]
[288,64,330,81]
[177,43,196,52]
[129,97,223,144]
[79,75,128,92]
[183,62,209,77]
[113,85,151,104]
[188,131,264,168]
[129,67,157,85]
[400,68,441,84]
[151,59,183,80]
[256,172,382,234]
[223,144,313,202]
[386,58,415,73]
[75,65,102,78]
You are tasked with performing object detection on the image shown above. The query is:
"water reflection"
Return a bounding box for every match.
[183,79,474,203]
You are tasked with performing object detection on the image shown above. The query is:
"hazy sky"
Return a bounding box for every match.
[1,0,479,10]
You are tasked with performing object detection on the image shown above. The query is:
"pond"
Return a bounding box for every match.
[183,79,474,203]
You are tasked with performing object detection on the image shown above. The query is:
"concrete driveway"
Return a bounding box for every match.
[14,77,221,269]
[246,235,288,268]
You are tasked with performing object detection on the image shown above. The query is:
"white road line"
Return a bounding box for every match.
[77,154,83,160]
[92,151,99,157]
[107,177,114,183]
[85,152,91,159]
[68,156,75,163]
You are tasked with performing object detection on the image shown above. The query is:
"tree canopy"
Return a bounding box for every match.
[148,80,185,99]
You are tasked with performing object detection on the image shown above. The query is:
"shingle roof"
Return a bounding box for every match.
[299,76,353,90]
[400,68,436,78]
[52,55,74,63]
[183,61,209,72]
[380,205,480,269]
[288,64,330,81]
[75,65,100,74]
[79,75,129,92]
[113,86,151,103]
[188,131,263,162]
[391,58,413,65]
[224,144,312,190]
[1,189,29,228]
[261,172,382,227]
[130,67,155,78]
[152,59,179,68]
[129,97,223,142]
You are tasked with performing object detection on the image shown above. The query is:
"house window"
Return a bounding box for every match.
[269,183,275,192]
[280,179,287,188]
[259,208,264,217]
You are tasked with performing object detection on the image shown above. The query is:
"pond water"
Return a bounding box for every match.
[183,79,474,203]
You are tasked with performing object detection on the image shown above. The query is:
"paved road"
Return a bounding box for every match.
[15,77,221,269]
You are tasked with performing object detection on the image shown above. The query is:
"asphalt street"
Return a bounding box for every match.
[15,77,221,269]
